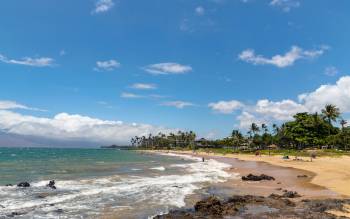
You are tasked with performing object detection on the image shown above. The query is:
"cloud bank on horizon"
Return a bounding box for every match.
[0,108,177,145]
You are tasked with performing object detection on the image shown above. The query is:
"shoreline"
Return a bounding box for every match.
[146,150,350,218]
[148,150,350,198]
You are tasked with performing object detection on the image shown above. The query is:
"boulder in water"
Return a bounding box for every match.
[17,182,30,188]
[47,180,56,189]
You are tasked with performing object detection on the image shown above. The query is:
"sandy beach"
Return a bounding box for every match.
[150,150,350,218]
[166,150,350,198]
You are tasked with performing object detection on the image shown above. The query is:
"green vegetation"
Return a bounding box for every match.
[132,104,350,155]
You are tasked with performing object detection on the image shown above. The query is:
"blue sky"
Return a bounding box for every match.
[0,0,350,144]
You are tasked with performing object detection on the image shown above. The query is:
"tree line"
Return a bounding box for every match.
[131,104,350,150]
[131,131,196,149]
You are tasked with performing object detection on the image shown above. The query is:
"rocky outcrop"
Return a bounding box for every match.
[17,182,30,187]
[155,194,350,219]
[194,196,223,217]
[242,174,275,181]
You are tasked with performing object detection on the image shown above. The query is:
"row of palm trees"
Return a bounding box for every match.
[131,131,196,148]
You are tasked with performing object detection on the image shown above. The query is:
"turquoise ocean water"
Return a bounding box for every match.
[0,148,232,219]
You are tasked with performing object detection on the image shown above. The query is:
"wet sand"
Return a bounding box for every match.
[203,155,342,199]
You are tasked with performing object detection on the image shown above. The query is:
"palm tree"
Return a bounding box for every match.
[340,119,347,131]
[261,124,268,134]
[250,123,260,136]
[272,124,279,134]
[322,104,340,125]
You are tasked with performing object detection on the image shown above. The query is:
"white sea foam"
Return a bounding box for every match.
[150,166,166,171]
[0,153,236,219]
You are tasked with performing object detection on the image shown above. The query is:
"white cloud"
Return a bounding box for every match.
[120,92,143,99]
[161,101,194,109]
[195,6,205,16]
[0,54,54,67]
[254,99,307,121]
[144,63,192,75]
[208,100,244,114]
[236,111,266,129]
[324,66,339,76]
[92,0,114,14]
[0,110,175,145]
[94,59,120,71]
[238,46,328,68]
[210,76,350,129]
[0,100,46,112]
[270,0,300,12]
[299,76,350,113]
[130,83,157,90]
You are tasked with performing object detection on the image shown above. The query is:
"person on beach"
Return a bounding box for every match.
[202,157,205,162]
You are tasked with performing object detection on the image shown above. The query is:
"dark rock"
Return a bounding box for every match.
[282,191,301,198]
[5,184,13,186]
[47,180,56,189]
[297,175,308,178]
[194,196,223,216]
[242,174,275,181]
[17,182,30,187]
[155,194,350,219]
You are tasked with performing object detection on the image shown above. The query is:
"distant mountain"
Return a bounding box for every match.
[0,131,100,148]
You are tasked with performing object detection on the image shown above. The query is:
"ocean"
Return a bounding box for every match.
[0,148,233,218]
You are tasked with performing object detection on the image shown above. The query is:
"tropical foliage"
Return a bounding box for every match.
[131,105,350,150]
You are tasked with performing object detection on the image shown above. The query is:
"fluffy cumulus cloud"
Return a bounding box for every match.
[161,101,194,109]
[270,0,300,12]
[208,100,244,114]
[238,46,328,68]
[0,110,176,145]
[92,0,114,14]
[0,54,54,67]
[130,83,157,90]
[143,63,192,75]
[254,99,307,121]
[94,59,120,71]
[299,76,350,113]
[210,76,350,129]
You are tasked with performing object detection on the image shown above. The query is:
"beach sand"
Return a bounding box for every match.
[167,150,350,198]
